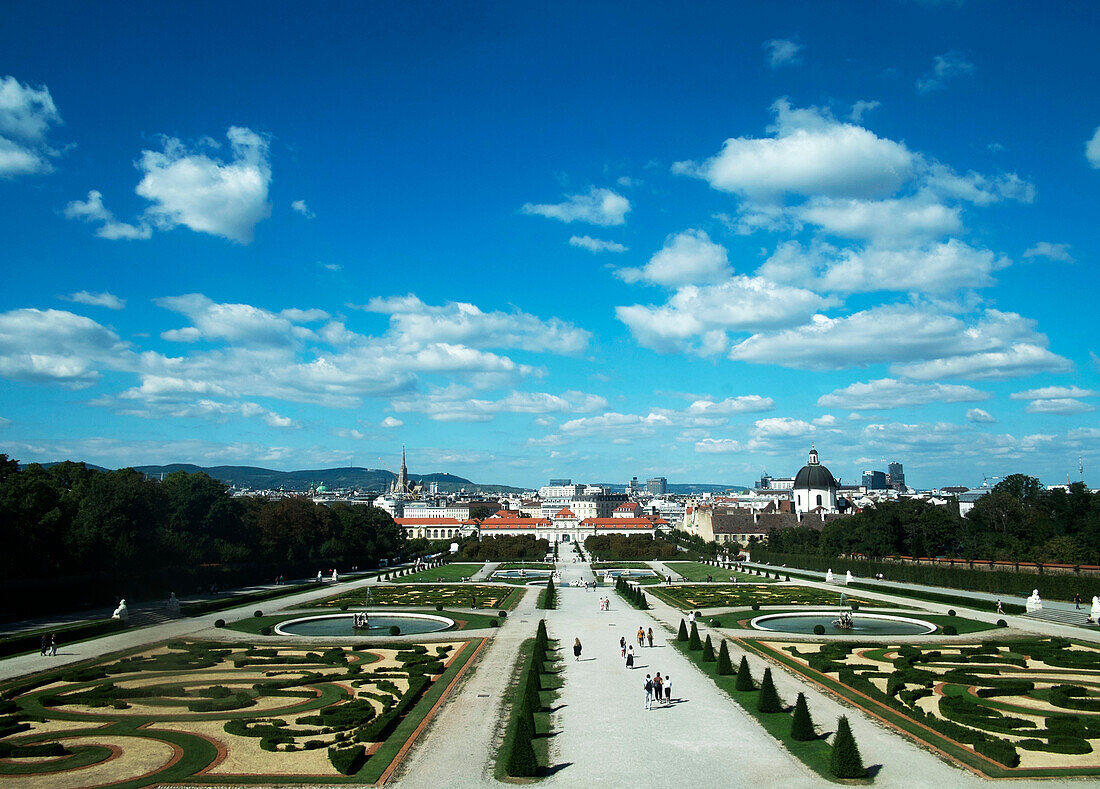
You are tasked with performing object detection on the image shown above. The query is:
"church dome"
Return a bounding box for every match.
[794,445,837,490]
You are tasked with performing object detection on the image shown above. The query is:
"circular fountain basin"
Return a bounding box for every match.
[600,569,657,579]
[490,570,553,580]
[273,612,454,637]
[750,611,937,636]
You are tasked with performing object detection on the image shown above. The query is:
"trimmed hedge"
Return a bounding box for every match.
[830,716,866,778]
[716,641,733,675]
[790,692,816,741]
[329,744,366,775]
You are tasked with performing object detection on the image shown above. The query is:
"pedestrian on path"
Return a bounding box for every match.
[626,644,635,669]
[688,611,695,625]
[620,636,627,658]
[996,599,1004,614]
[664,674,672,705]
[637,627,645,647]
[644,674,653,710]
[573,637,583,661]
[1075,593,1082,610]
[653,673,663,704]
[49,633,57,657]
[40,635,47,657]
[647,627,654,648]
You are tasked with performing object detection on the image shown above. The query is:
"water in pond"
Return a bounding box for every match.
[751,612,936,636]
[276,614,452,637]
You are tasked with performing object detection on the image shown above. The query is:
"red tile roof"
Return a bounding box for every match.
[478,517,551,530]
[395,517,465,526]
[553,507,576,519]
[581,517,657,530]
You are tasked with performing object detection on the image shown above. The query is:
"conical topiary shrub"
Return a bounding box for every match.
[735,655,754,691]
[703,634,716,662]
[757,667,782,713]
[716,641,733,675]
[506,700,539,777]
[830,716,866,778]
[688,622,702,650]
[677,619,689,642]
[790,692,816,741]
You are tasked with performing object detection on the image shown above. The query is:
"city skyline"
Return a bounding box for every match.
[1,2,1099,489]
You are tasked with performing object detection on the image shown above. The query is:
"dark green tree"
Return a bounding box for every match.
[506,697,539,777]
[830,716,866,779]
[702,634,715,662]
[757,667,782,713]
[677,619,689,641]
[790,692,816,741]
[688,621,702,650]
[716,641,733,675]
[735,655,754,691]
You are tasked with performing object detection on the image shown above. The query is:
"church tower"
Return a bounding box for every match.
[396,444,409,494]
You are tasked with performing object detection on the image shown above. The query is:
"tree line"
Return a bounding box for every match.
[766,475,1100,565]
[0,456,405,612]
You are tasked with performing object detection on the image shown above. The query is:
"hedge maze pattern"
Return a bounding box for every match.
[0,638,473,787]
[307,583,518,611]
[768,636,1100,774]
[652,583,876,611]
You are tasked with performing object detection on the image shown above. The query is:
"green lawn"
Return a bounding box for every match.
[666,561,779,583]
[391,564,484,583]
[493,636,562,780]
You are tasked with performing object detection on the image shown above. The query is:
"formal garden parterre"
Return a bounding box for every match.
[306,584,522,611]
[746,636,1100,777]
[0,637,483,786]
[650,583,878,611]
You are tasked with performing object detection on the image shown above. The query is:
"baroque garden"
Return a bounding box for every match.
[5,544,1100,788]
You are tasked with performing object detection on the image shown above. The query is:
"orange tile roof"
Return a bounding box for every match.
[395,517,465,525]
[553,507,576,518]
[581,517,657,529]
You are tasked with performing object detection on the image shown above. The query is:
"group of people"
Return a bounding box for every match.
[597,596,611,611]
[643,672,672,709]
[39,634,58,657]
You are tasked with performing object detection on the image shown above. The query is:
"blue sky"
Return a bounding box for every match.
[1,1,1098,489]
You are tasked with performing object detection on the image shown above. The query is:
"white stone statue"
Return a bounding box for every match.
[1026,589,1042,613]
[112,599,129,622]
[331,569,339,582]
[845,570,853,585]
[166,592,180,614]
[825,569,834,583]
[1091,596,1100,622]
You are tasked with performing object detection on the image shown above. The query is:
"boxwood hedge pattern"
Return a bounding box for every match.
[0,638,472,785]
[758,636,1100,775]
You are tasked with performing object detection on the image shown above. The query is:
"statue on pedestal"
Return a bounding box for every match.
[845,570,853,585]
[1025,589,1043,613]
[166,593,180,614]
[112,599,129,622]
[1090,596,1100,624]
[825,569,834,583]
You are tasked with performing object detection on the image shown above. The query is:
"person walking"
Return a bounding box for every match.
[573,637,582,661]
[647,627,654,648]
[49,633,57,657]
[40,635,48,657]
[644,674,653,710]
[653,672,663,705]
[996,599,1004,615]
[664,674,672,705]
[1075,593,1082,610]
[626,644,635,669]
[637,627,645,647]
[620,636,627,658]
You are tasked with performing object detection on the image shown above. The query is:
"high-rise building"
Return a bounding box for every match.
[888,461,905,490]
[549,478,572,486]
[628,476,639,492]
[647,477,667,495]
[861,470,887,490]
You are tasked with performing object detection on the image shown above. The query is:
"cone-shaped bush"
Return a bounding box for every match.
[757,667,782,713]
[536,619,548,642]
[677,619,689,642]
[790,692,816,741]
[639,593,648,610]
[735,655,754,691]
[506,701,539,777]
[716,641,733,675]
[702,635,716,662]
[830,716,866,779]
[688,622,702,650]
[524,667,541,711]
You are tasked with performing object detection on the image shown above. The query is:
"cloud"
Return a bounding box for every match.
[381,416,403,428]
[1023,242,1074,263]
[63,190,152,240]
[1011,385,1097,401]
[0,76,62,176]
[1087,126,1100,168]
[695,438,744,454]
[817,378,988,410]
[922,165,1034,205]
[569,235,627,253]
[99,393,298,428]
[916,51,975,93]
[61,291,125,310]
[522,187,630,226]
[393,388,607,422]
[134,127,271,243]
[730,305,1070,377]
[848,100,881,123]
[1024,398,1095,415]
[617,229,731,286]
[361,294,590,354]
[796,196,962,243]
[673,99,915,200]
[291,199,315,218]
[616,276,834,355]
[966,408,997,424]
[686,395,775,415]
[759,238,1007,293]
[0,308,132,388]
[764,38,802,67]
[157,294,316,347]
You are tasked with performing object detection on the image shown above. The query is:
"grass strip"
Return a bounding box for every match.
[493,634,560,780]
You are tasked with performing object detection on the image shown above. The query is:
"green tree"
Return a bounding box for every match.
[790,692,816,740]
[702,634,715,662]
[736,655,754,691]
[716,641,733,675]
[830,716,866,778]
[757,667,782,713]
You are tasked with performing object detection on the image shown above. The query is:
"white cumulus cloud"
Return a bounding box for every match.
[522,187,630,226]
[291,199,315,218]
[0,76,62,176]
[63,190,152,240]
[617,229,731,286]
[816,378,988,410]
[61,291,126,310]
[1023,242,1074,263]
[569,235,627,253]
[1085,126,1100,168]
[966,408,997,424]
[764,38,802,67]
